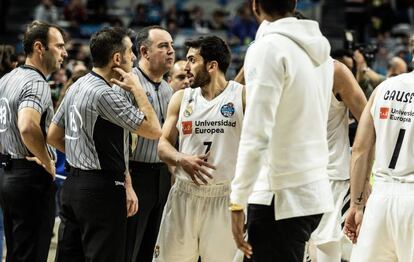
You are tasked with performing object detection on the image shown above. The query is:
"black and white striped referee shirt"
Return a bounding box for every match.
[0,65,55,159]
[53,71,145,173]
[115,67,173,163]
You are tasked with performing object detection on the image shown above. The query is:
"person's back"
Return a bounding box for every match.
[371,72,414,178]
[230,1,334,261]
[241,17,334,194]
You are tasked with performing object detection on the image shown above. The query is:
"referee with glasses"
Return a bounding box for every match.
[47,27,161,262]
[116,25,175,262]
[0,21,67,262]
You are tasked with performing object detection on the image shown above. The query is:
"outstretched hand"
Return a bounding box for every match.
[179,151,216,186]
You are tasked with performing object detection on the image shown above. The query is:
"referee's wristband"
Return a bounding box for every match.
[229,203,244,211]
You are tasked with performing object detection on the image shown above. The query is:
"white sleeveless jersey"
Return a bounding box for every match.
[176,81,244,184]
[327,93,350,180]
[371,72,414,179]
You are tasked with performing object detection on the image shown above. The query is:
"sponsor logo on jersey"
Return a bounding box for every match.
[220,102,235,117]
[380,107,389,119]
[384,90,414,103]
[182,121,192,135]
[146,91,154,104]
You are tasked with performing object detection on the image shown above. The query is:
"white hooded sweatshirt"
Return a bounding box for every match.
[231,17,334,219]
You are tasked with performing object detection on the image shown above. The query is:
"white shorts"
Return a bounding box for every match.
[351,180,414,262]
[311,180,350,245]
[153,179,237,262]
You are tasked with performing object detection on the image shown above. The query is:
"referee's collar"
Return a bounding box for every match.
[137,67,161,88]
[20,65,47,81]
[90,71,111,87]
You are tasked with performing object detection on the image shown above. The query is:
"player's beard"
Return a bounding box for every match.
[191,65,210,88]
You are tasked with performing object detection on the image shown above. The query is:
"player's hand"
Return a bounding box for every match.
[178,152,216,186]
[26,157,56,179]
[231,210,252,259]
[110,67,142,92]
[344,205,364,243]
[125,185,139,217]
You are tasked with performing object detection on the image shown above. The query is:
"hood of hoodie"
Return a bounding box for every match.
[255,17,330,66]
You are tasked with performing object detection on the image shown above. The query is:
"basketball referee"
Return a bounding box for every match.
[116,25,175,262]
[47,27,161,262]
[0,21,67,262]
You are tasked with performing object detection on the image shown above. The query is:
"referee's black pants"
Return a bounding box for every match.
[0,160,56,262]
[55,168,127,262]
[244,199,322,262]
[125,162,171,262]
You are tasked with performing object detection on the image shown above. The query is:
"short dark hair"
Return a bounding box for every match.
[90,27,129,68]
[257,0,296,16]
[135,25,168,59]
[184,36,231,74]
[23,20,65,56]
[0,45,17,77]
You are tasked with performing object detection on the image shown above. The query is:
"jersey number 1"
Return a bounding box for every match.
[388,128,405,169]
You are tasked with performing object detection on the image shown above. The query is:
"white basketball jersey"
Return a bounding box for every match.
[371,72,414,180]
[176,81,243,184]
[327,93,350,180]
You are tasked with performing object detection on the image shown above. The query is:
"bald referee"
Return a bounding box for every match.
[0,21,67,262]
[115,26,175,262]
[47,27,161,262]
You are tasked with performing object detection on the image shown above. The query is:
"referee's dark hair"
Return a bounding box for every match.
[256,0,296,16]
[135,25,168,59]
[184,36,231,74]
[90,27,129,68]
[23,20,65,57]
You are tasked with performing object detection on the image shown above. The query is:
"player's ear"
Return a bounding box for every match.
[207,61,218,72]
[113,52,122,66]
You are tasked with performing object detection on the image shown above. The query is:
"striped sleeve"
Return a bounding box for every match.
[97,89,144,132]
[52,98,66,128]
[112,85,134,104]
[18,80,51,113]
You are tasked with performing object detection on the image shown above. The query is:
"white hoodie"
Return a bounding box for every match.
[231,17,334,219]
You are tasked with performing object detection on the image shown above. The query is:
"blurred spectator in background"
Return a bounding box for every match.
[34,0,59,24]
[387,56,408,76]
[0,45,18,77]
[190,5,210,33]
[130,3,151,27]
[229,0,258,46]
[208,9,230,31]
[147,0,163,25]
[64,0,87,28]
[167,60,190,92]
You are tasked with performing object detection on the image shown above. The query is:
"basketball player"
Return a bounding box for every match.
[309,60,366,262]
[344,52,414,261]
[154,35,245,262]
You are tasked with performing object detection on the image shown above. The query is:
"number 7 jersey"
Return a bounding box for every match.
[371,72,414,180]
[176,81,244,184]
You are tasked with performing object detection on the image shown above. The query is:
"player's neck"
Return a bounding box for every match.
[201,76,229,101]
[138,61,164,83]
